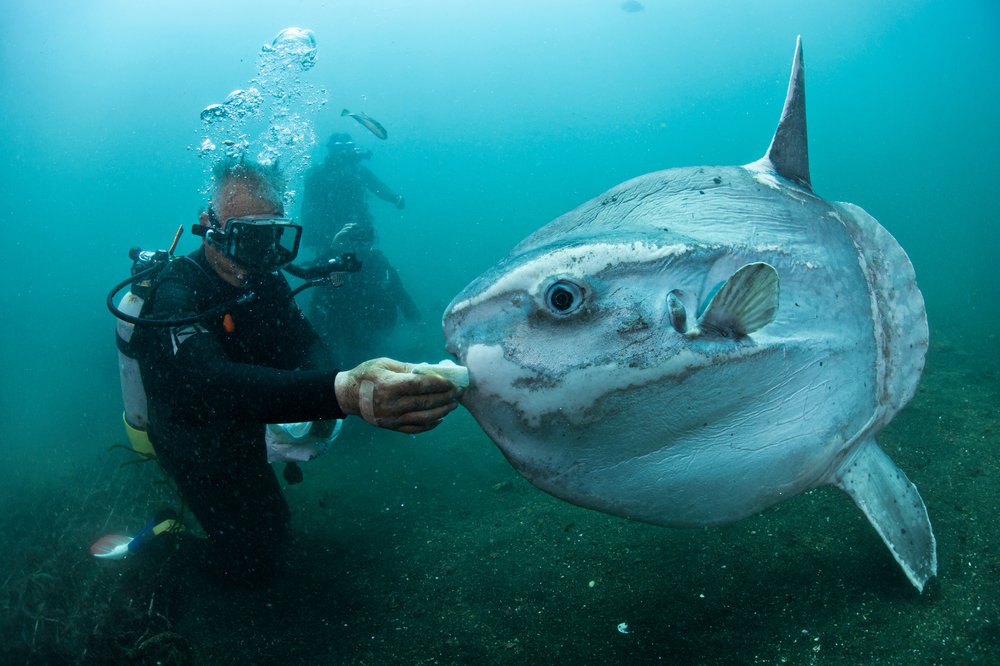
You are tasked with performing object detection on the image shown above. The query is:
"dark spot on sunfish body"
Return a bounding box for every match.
[620,0,644,12]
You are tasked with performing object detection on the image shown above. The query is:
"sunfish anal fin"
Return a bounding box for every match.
[696,262,778,338]
[831,437,937,592]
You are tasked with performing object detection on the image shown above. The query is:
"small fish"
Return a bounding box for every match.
[341,109,388,140]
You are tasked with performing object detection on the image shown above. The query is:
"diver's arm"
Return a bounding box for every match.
[146,273,345,423]
[359,165,404,209]
[170,337,345,423]
[144,265,455,433]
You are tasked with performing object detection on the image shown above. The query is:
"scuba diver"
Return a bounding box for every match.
[107,157,459,587]
[300,132,405,254]
[300,132,421,365]
[306,221,423,367]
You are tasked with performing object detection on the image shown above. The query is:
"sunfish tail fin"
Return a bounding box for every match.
[831,437,937,592]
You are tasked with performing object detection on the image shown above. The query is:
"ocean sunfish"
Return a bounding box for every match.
[443,38,934,591]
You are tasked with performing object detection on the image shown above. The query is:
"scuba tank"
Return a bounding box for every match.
[109,226,185,457]
[114,246,175,457]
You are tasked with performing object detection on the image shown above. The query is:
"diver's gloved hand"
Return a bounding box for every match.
[334,357,459,434]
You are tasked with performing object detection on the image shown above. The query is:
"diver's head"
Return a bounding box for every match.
[326,133,369,163]
[199,158,301,287]
[327,132,354,154]
[209,156,286,215]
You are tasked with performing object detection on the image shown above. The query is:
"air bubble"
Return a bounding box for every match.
[196,27,325,208]
[200,104,228,123]
[217,87,262,123]
[265,27,317,71]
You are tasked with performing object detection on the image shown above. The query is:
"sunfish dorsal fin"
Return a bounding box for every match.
[697,263,778,338]
[761,36,811,190]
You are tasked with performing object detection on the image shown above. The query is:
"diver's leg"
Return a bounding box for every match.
[170,459,290,587]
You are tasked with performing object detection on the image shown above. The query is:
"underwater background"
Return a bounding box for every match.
[0,1,996,663]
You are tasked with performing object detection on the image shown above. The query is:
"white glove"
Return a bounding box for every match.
[410,360,470,389]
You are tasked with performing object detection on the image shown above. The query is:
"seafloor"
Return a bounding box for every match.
[2,328,996,665]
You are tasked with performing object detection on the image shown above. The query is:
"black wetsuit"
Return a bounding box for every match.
[300,157,401,255]
[135,248,345,583]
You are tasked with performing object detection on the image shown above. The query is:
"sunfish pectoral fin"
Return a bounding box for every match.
[696,262,778,338]
[831,437,937,592]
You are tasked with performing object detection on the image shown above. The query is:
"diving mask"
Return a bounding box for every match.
[194,212,302,274]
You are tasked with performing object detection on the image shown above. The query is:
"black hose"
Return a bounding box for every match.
[290,280,323,298]
[106,265,158,324]
[107,249,355,327]
[106,266,252,327]
[284,253,362,280]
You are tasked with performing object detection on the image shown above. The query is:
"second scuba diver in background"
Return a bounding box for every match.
[299,133,423,366]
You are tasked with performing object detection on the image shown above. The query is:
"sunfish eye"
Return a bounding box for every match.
[544,280,585,315]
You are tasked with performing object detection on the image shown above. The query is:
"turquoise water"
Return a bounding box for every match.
[1,1,997,663]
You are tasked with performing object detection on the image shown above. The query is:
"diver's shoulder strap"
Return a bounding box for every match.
[169,253,217,288]
[147,253,220,304]
[134,252,220,331]
[175,254,214,280]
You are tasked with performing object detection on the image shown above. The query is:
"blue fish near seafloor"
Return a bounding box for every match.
[443,37,935,591]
